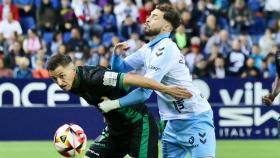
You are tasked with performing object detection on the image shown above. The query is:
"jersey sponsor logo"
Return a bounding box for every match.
[148,65,161,71]
[103,72,118,87]
[172,98,185,113]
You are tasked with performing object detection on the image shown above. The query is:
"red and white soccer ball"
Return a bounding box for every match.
[54,123,87,157]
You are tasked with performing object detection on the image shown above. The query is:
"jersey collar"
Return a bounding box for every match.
[148,32,171,48]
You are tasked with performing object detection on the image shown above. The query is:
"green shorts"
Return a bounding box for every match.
[85,114,158,158]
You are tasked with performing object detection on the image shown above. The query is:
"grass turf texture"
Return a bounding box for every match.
[0,140,279,158]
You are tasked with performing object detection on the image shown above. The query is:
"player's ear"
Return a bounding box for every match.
[163,23,172,32]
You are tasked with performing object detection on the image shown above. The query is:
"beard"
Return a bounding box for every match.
[143,25,161,36]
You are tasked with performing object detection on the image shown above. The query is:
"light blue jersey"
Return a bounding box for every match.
[121,33,212,120]
[111,32,216,158]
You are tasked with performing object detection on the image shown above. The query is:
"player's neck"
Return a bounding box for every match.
[150,32,170,40]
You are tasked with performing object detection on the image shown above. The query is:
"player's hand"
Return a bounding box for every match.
[98,97,120,113]
[114,42,130,55]
[164,86,192,99]
[262,94,275,106]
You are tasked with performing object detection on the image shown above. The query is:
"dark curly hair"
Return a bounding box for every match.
[156,3,181,30]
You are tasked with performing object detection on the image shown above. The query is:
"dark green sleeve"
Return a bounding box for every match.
[85,66,129,91]
[102,71,129,91]
[118,73,130,91]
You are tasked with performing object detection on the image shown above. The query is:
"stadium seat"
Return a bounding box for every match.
[20,17,35,34]
[102,32,115,47]
[249,16,265,37]
[35,0,61,9]
[63,32,71,43]
[247,0,262,13]
[43,32,54,45]
[13,0,33,5]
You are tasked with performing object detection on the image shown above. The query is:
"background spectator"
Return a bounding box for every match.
[0,12,22,39]
[138,1,154,24]
[209,55,227,79]
[259,28,275,57]
[0,57,13,78]
[228,0,252,34]
[72,0,102,39]
[13,57,32,78]
[58,0,78,34]
[200,14,219,45]
[0,0,280,79]
[241,58,260,78]
[227,39,246,77]
[32,58,49,78]
[36,0,57,34]
[0,0,19,21]
[22,28,41,55]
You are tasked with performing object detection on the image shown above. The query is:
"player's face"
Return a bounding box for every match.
[144,9,167,36]
[48,64,76,91]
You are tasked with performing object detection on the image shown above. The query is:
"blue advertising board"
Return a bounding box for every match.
[0,78,278,107]
[0,78,280,140]
[0,106,279,140]
[212,106,280,139]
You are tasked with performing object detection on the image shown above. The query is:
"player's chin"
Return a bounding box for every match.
[143,26,149,32]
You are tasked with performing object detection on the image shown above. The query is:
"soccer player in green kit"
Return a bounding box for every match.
[47,54,191,158]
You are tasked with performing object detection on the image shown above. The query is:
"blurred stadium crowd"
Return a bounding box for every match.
[0,0,279,79]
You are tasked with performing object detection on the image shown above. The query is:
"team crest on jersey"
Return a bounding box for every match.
[155,47,165,56]
[103,72,118,87]
[155,51,163,56]
[158,47,165,51]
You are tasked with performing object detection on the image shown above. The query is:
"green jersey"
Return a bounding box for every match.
[70,66,149,134]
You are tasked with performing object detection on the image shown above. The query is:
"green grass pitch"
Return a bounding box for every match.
[0,140,279,158]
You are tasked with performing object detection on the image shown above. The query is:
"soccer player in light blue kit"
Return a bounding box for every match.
[98,3,216,158]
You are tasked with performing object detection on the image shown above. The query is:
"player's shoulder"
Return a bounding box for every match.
[156,38,180,55]
[78,65,109,82]
[80,65,109,72]
[159,38,179,50]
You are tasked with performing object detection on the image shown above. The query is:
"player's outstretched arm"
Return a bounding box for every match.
[111,42,134,72]
[98,73,192,113]
[111,42,144,72]
[263,76,280,106]
[264,52,280,106]
[123,73,192,99]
